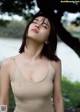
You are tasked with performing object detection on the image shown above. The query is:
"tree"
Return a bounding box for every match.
[0,0,80,56]
[0,0,35,19]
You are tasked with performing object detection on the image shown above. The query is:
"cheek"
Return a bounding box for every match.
[27,25,32,36]
[28,24,32,32]
[40,30,50,40]
[28,23,34,31]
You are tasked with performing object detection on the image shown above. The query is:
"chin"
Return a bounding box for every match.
[28,33,38,39]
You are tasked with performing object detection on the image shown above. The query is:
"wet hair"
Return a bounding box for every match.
[19,11,60,61]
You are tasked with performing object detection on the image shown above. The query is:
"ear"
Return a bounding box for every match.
[45,40,48,44]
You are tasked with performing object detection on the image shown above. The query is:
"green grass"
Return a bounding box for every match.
[8,86,15,112]
[62,77,80,108]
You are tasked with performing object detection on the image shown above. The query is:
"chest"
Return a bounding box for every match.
[10,64,55,100]
[10,59,55,101]
[11,77,53,100]
[14,61,50,82]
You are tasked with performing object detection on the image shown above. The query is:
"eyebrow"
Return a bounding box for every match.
[43,22,49,27]
[34,18,49,27]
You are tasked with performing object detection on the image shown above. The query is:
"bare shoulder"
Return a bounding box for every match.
[1,57,12,68]
[2,57,12,65]
[50,60,61,72]
[1,55,18,68]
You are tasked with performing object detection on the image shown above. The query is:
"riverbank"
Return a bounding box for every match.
[0,37,80,82]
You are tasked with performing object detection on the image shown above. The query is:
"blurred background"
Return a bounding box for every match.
[0,0,80,112]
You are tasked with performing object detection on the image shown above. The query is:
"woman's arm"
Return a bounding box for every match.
[52,61,64,112]
[0,59,11,112]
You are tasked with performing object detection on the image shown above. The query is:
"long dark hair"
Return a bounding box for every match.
[19,11,60,61]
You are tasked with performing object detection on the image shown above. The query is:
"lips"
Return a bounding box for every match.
[31,29,38,33]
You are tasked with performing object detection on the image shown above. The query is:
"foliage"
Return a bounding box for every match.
[0,0,80,16]
[62,77,80,108]
[0,0,80,57]
[0,20,26,38]
[0,19,10,26]
[8,86,15,112]
[0,0,35,16]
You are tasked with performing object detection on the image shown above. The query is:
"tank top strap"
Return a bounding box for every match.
[48,60,51,69]
[10,56,16,65]
[9,56,17,79]
[48,61,50,66]
[48,61,56,74]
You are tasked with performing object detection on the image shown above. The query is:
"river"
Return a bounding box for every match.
[0,37,80,82]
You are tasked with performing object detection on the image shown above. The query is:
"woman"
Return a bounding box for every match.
[0,11,64,112]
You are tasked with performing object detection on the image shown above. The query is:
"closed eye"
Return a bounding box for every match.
[42,23,48,29]
[42,25,48,29]
[32,21,38,24]
[32,19,38,24]
[32,19,49,29]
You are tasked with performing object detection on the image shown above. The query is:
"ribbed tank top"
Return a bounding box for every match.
[10,58,55,112]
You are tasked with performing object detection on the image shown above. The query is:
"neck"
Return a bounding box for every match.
[23,38,44,61]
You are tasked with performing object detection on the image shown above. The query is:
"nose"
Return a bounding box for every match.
[35,23,41,29]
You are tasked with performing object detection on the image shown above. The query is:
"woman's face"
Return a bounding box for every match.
[27,16,51,44]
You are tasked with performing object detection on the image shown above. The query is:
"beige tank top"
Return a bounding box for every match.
[10,58,55,112]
